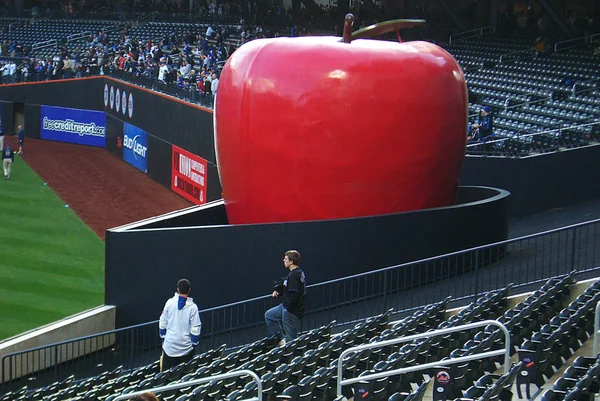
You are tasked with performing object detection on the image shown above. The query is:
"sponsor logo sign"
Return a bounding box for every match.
[40,106,106,147]
[105,85,134,119]
[171,145,207,205]
[109,86,115,109]
[115,88,121,112]
[121,91,127,115]
[128,93,134,118]
[123,122,148,173]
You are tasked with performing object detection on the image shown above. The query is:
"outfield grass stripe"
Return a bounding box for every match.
[0,257,103,279]
[0,156,105,340]
[0,279,102,305]
[0,288,101,313]
[0,263,104,290]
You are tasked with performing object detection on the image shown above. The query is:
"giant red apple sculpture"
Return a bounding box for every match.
[215,15,467,225]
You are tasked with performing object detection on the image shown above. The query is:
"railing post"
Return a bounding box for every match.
[382,270,388,310]
[473,250,480,300]
[129,329,135,369]
[54,344,58,383]
[594,301,600,356]
[211,312,216,349]
[571,227,578,271]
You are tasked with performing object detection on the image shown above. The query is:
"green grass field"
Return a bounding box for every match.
[0,155,105,341]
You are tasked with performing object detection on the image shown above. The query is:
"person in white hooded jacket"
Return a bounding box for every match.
[159,279,202,371]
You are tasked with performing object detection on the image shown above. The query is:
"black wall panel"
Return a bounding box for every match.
[460,146,600,217]
[0,78,104,110]
[105,114,124,159]
[0,101,14,132]
[24,104,40,139]
[147,135,172,189]
[106,186,510,327]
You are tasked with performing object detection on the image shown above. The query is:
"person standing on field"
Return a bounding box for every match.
[17,125,24,155]
[0,122,4,151]
[3,141,14,180]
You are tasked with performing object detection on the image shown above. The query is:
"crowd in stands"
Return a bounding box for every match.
[0,0,598,110]
[0,22,276,106]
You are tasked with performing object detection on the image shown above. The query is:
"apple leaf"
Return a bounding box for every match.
[351,19,426,41]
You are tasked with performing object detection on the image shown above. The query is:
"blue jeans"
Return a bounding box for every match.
[265,303,300,342]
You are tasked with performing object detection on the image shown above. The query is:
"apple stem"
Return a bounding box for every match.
[343,13,355,43]
[396,30,403,43]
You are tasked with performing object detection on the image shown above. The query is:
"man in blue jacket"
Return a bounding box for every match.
[468,106,494,142]
[3,141,14,180]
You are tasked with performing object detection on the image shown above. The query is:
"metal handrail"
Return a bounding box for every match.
[594,301,600,357]
[8,20,26,32]
[554,36,592,53]
[336,320,510,396]
[102,24,125,34]
[449,26,496,46]
[67,31,91,43]
[111,369,262,401]
[466,120,600,149]
[31,39,57,51]
[499,49,537,64]
[135,11,158,27]
[573,78,600,96]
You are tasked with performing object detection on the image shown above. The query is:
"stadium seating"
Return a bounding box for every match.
[4,272,600,401]
[0,19,124,53]
[451,36,600,156]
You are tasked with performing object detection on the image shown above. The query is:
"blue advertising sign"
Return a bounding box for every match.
[40,106,106,147]
[123,122,148,173]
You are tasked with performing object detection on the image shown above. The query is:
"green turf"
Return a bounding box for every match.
[0,155,105,341]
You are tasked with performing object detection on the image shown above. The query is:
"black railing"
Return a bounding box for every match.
[2,218,600,393]
[466,120,600,157]
[105,69,215,109]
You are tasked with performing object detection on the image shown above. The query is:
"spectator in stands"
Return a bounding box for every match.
[130,392,159,401]
[202,73,212,105]
[265,250,307,346]
[158,61,170,84]
[534,37,551,58]
[62,56,76,79]
[179,59,192,78]
[211,72,219,95]
[206,25,215,38]
[159,279,201,372]
[7,60,16,83]
[0,62,8,84]
[468,106,494,142]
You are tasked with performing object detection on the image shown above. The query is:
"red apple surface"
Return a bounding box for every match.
[215,25,467,225]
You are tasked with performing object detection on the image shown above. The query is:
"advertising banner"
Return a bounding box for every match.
[171,145,208,205]
[40,106,106,147]
[123,122,148,173]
